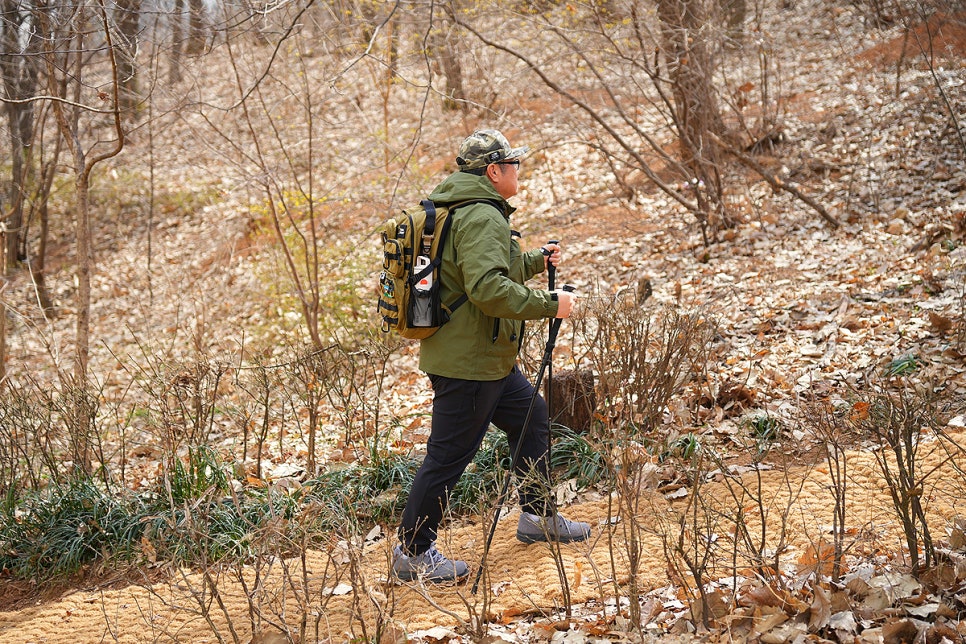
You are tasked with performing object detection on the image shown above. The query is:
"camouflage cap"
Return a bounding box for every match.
[456,129,530,170]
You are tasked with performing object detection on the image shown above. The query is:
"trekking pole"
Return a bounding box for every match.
[543,239,559,292]
[542,241,559,500]
[471,284,575,595]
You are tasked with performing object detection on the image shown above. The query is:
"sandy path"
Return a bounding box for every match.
[2,435,962,642]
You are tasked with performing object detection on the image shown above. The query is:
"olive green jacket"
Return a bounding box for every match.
[419,171,559,380]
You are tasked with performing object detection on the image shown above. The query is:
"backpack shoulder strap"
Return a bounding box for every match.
[432,198,503,317]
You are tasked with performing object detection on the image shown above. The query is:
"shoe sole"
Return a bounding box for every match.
[392,569,470,584]
[516,530,591,544]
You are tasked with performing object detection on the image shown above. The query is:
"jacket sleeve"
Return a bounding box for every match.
[523,248,547,281]
[453,205,558,320]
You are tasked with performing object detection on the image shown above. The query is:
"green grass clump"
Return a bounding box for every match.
[0,431,605,584]
[304,449,420,527]
[167,444,233,503]
[550,426,607,488]
[886,354,919,377]
[145,486,304,564]
[0,479,143,581]
[747,413,782,446]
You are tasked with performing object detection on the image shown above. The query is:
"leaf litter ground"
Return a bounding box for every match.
[0,3,965,643]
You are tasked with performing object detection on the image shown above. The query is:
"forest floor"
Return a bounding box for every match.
[0,3,965,643]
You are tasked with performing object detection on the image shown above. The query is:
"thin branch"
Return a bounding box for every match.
[87,0,125,174]
[0,93,116,114]
[709,132,840,228]
[205,0,319,112]
[449,10,700,216]
[330,1,401,82]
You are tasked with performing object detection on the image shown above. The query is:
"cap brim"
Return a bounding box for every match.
[505,145,530,160]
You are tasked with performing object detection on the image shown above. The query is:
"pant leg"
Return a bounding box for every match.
[489,366,555,517]
[398,374,507,555]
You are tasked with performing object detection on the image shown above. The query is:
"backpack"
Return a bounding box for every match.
[377,198,496,339]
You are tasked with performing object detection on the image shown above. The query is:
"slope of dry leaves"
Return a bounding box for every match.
[0,1,964,643]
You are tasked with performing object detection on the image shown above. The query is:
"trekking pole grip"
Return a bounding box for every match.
[542,239,559,290]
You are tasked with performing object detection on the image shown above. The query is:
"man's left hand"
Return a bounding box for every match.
[541,242,562,269]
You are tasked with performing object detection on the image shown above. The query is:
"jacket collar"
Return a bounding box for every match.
[429,171,515,219]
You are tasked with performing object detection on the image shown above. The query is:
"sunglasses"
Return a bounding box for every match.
[496,160,521,168]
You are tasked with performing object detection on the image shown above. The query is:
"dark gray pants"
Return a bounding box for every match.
[398,365,553,556]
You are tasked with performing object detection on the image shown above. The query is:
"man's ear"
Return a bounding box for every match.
[485,163,499,182]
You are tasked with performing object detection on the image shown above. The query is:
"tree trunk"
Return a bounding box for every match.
[657,0,725,160]
[0,216,6,388]
[1,0,40,271]
[29,194,55,316]
[5,138,25,270]
[185,0,206,55]
[73,169,93,476]
[169,0,184,84]
[41,3,125,476]
[115,0,141,116]
[431,21,466,111]
[719,0,746,43]
[28,140,61,318]
[51,14,96,477]
[656,0,731,236]
[546,369,598,433]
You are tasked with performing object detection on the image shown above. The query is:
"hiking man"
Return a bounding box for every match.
[392,129,591,583]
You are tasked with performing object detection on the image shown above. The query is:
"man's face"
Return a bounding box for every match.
[487,159,521,199]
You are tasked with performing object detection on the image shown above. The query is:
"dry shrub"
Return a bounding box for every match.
[571,292,716,633]
[578,293,714,440]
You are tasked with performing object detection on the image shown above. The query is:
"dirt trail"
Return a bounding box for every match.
[2,434,962,642]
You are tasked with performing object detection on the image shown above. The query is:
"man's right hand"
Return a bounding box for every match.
[554,291,576,318]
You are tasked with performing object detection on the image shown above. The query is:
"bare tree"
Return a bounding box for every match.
[114,0,141,117]
[38,1,125,474]
[446,0,842,240]
[1,0,41,271]
[2,2,68,326]
[168,0,183,84]
[0,0,39,388]
[448,1,735,242]
[184,0,206,55]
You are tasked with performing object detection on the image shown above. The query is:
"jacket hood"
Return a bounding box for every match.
[428,171,516,217]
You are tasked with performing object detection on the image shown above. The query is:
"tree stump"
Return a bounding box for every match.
[545,368,597,434]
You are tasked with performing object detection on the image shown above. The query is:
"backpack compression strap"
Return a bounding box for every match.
[420,199,436,256]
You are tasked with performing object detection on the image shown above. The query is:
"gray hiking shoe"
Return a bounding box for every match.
[392,543,469,583]
[516,512,592,544]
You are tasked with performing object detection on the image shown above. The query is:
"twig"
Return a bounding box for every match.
[708,132,840,228]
